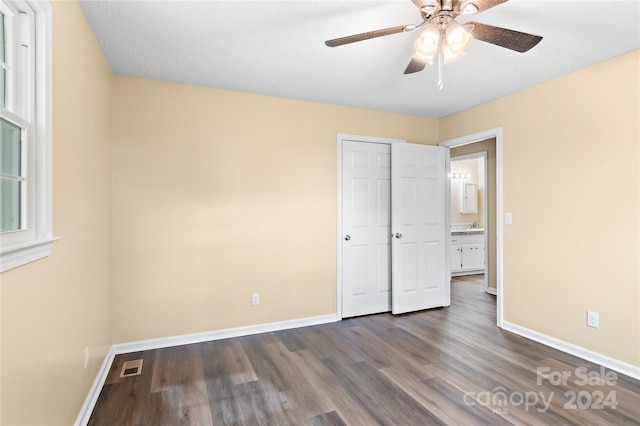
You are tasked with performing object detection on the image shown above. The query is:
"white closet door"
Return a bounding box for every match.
[342,141,392,317]
[391,143,449,314]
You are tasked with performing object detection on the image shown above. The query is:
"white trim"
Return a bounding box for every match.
[75,346,116,426]
[33,0,54,240]
[0,0,56,272]
[444,147,451,306]
[74,313,338,425]
[336,134,406,320]
[114,314,338,354]
[502,321,640,381]
[0,236,59,272]
[440,127,503,327]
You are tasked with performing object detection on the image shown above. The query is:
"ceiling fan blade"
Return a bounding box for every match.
[468,22,542,52]
[325,25,411,47]
[404,53,429,74]
[469,0,509,13]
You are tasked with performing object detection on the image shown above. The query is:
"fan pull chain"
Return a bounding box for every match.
[437,37,444,90]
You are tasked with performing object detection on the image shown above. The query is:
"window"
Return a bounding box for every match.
[0,0,55,273]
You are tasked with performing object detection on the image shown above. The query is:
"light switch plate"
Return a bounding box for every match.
[505,212,513,225]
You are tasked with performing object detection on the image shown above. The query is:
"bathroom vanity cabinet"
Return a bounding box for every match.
[451,230,485,275]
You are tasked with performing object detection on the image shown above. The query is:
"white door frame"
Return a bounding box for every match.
[336,134,406,320]
[450,151,489,292]
[440,128,504,328]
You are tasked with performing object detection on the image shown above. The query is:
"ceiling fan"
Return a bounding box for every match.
[325,0,543,75]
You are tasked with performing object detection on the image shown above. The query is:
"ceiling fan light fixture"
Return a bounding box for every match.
[415,24,440,57]
[445,21,472,54]
[442,41,466,63]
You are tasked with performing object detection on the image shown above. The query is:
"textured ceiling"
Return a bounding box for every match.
[79,0,640,118]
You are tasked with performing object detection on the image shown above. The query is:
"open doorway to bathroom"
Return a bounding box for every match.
[450,139,497,297]
[441,129,502,326]
[450,152,490,293]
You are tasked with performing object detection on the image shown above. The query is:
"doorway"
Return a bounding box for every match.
[440,128,503,327]
[450,152,489,292]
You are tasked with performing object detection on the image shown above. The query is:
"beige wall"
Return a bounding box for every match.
[441,51,640,366]
[451,139,497,290]
[0,1,112,424]
[111,76,439,343]
[1,4,637,422]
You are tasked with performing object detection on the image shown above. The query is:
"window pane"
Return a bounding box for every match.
[0,118,22,233]
[1,118,21,176]
[0,177,20,232]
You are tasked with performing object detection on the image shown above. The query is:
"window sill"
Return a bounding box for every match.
[0,236,60,273]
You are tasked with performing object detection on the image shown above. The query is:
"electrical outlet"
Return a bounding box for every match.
[251,293,260,306]
[84,346,89,369]
[587,311,599,328]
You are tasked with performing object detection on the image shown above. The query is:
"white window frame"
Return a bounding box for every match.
[0,0,57,273]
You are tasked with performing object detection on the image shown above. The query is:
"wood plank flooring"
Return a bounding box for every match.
[89,275,640,425]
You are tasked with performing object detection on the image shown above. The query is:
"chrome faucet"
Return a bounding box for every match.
[472,222,479,228]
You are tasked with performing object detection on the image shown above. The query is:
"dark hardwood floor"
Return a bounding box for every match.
[89,275,640,425]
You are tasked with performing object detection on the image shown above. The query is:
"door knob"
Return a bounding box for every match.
[344,234,351,241]
[394,233,403,239]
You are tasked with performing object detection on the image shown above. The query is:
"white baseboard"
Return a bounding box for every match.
[75,313,338,425]
[113,313,339,354]
[485,287,497,295]
[75,346,116,426]
[452,270,484,277]
[501,320,640,381]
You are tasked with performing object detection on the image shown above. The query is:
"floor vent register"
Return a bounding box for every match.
[119,359,143,378]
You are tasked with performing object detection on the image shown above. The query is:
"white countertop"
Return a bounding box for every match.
[451,228,485,235]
